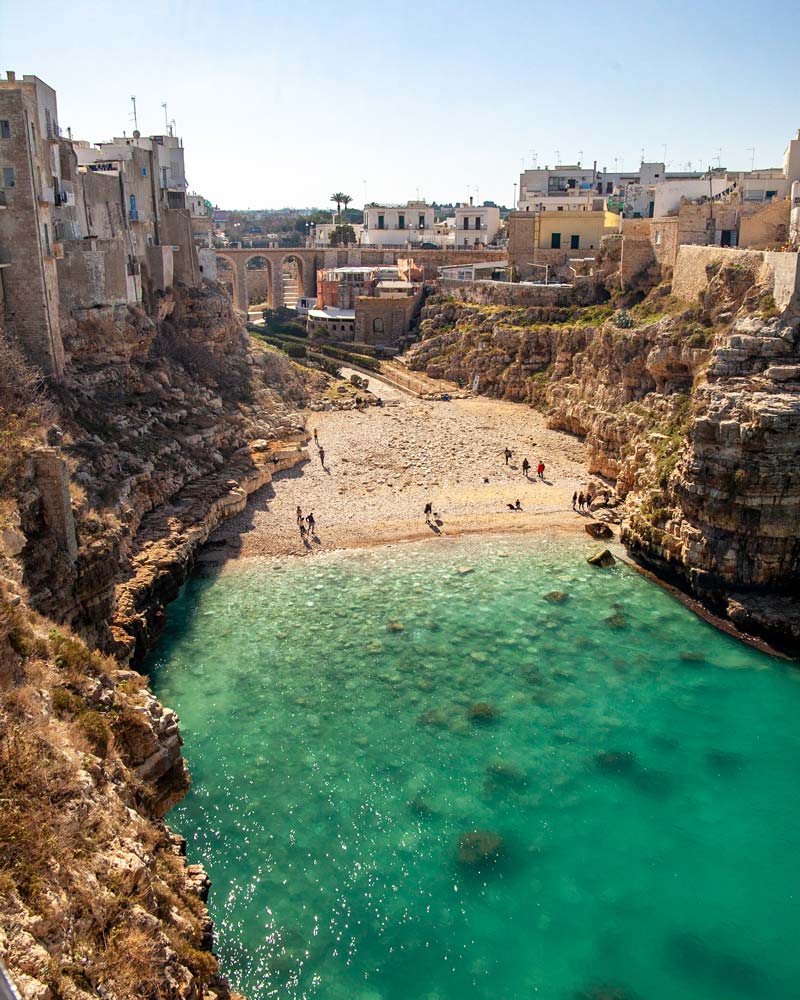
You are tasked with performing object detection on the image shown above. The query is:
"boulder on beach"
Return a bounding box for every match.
[587,549,616,568]
[467,702,498,722]
[585,521,613,540]
[544,591,568,603]
[457,830,503,866]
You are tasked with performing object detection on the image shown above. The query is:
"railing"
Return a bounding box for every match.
[46,122,62,140]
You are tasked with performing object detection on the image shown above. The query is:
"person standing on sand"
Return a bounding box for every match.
[313,429,319,446]
[424,502,433,523]
[585,492,593,511]
[572,492,578,510]
[306,512,316,533]
[319,447,325,467]
[504,447,512,465]
[296,505,302,522]
[578,492,585,511]
[537,461,545,479]
[522,458,530,477]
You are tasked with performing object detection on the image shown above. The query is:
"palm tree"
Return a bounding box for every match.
[340,193,352,224]
[331,192,345,225]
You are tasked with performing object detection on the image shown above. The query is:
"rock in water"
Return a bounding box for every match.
[585,521,613,540]
[457,566,475,576]
[467,702,498,722]
[595,750,637,773]
[587,549,616,568]
[605,611,628,628]
[386,621,405,632]
[457,830,503,866]
[544,591,568,603]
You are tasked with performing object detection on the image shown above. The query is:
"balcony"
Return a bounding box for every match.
[46,122,62,142]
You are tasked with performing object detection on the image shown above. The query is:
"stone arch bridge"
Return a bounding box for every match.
[214,247,507,313]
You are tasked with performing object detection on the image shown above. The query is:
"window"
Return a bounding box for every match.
[570,234,580,249]
[43,222,50,256]
[373,317,384,333]
[378,214,384,229]
[129,194,138,221]
[142,166,148,177]
[398,214,405,229]
[0,120,9,139]
[551,232,561,249]
[1,167,14,188]
[606,182,613,194]
[654,230,662,246]
[463,217,469,229]
[474,217,481,229]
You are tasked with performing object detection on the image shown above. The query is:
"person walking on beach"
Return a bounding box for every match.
[522,458,530,477]
[313,429,319,446]
[572,491,578,510]
[296,505,303,522]
[537,461,545,479]
[319,447,325,467]
[585,492,593,511]
[306,512,316,533]
[578,491,585,511]
[424,502,433,523]
[504,447,512,465]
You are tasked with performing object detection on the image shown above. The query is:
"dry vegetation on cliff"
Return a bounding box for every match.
[0,581,230,998]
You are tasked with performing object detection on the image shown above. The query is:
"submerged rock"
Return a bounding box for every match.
[544,591,568,603]
[386,621,405,633]
[573,987,637,1000]
[417,708,448,728]
[457,566,475,576]
[585,521,614,540]
[605,611,628,628]
[484,760,528,792]
[457,830,503,866]
[467,702,498,722]
[595,750,637,774]
[588,549,616,568]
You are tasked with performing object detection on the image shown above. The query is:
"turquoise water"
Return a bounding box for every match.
[148,536,800,1000]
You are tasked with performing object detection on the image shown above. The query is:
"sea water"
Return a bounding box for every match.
[148,536,800,1000]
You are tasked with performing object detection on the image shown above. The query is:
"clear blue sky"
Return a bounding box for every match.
[4,0,798,210]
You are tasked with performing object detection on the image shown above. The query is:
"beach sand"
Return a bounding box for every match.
[206,371,600,563]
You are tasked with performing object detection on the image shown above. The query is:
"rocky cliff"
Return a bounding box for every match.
[407,269,799,648]
[0,280,322,996]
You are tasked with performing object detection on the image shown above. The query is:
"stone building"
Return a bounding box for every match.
[0,70,205,379]
[453,201,501,247]
[362,201,435,247]
[0,73,68,377]
[308,260,423,346]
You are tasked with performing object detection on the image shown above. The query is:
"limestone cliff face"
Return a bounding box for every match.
[407,284,800,647]
[0,586,232,999]
[16,282,315,659]
[0,280,321,998]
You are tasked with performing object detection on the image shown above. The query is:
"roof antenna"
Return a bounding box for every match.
[130,95,138,132]
[161,102,169,133]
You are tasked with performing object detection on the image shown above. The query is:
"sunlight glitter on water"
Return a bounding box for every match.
[148,536,800,1000]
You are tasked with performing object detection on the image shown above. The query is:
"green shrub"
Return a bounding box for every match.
[76,710,111,758]
[52,688,83,717]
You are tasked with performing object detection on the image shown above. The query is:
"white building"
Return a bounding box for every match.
[313,221,364,247]
[362,201,435,247]
[453,202,501,246]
